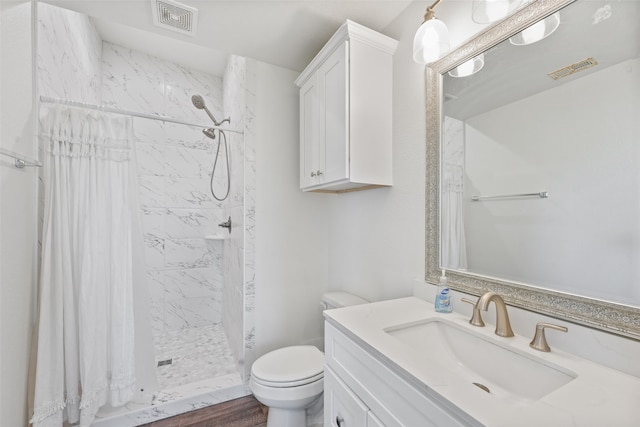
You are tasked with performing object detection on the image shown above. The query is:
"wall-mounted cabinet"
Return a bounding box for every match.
[295,20,398,193]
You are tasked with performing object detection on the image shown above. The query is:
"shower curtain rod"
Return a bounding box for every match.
[39,96,242,134]
[0,147,42,168]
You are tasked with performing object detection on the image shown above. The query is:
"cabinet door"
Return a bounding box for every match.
[317,41,348,185]
[367,412,386,427]
[299,75,320,188]
[325,367,368,427]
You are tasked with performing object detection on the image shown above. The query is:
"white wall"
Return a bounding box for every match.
[0,2,36,426]
[250,0,439,361]
[253,59,330,355]
[250,5,438,357]
[323,1,490,302]
[326,2,430,302]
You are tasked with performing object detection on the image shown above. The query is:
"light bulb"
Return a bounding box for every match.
[472,0,523,24]
[510,12,560,46]
[448,54,485,78]
[413,18,450,64]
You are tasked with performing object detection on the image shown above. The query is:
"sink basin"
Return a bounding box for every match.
[385,319,577,402]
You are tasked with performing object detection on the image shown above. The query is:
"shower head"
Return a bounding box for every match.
[202,128,217,139]
[191,94,207,110]
[191,94,231,127]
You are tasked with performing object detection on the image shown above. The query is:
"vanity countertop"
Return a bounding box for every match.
[324,296,640,426]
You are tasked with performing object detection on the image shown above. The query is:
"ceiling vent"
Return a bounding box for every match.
[151,0,198,36]
[547,57,598,80]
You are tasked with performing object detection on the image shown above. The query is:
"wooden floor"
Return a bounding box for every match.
[139,395,268,427]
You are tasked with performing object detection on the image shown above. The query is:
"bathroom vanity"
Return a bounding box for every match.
[323,297,640,426]
[324,321,474,426]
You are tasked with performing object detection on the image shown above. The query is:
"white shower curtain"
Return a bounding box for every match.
[442,116,468,270]
[442,163,468,270]
[32,105,139,427]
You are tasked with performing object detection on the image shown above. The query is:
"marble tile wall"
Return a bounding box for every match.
[35,3,105,272]
[221,56,246,374]
[101,42,224,122]
[37,2,102,104]
[100,42,228,335]
[241,59,258,382]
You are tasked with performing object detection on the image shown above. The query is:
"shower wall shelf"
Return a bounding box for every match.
[204,235,225,241]
[295,20,398,193]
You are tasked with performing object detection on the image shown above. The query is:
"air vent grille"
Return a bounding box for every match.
[547,57,598,80]
[151,0,198,36]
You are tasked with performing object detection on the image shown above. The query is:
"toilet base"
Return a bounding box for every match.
[266,407,306,427]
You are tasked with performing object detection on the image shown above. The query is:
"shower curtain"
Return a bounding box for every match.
[442,116,468,270]
[31,105,140,427]
[442,163,468,269]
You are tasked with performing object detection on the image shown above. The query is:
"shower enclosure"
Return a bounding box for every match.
[35,3,256,424]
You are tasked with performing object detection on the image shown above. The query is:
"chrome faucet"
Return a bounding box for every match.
[476,292,514,337]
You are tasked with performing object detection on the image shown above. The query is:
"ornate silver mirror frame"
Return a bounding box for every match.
[425,0,640,340]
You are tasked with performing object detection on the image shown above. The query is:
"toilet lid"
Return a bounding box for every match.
[251,345,324,387]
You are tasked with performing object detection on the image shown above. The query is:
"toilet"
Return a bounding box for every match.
[249,292,368,427]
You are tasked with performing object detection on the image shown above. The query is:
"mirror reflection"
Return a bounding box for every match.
[440,0,640,308]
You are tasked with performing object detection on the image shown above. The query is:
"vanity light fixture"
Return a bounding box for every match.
[510,12,560,46]
[472,0,523,24]
[413,0,450,64]
[448,53,485,78]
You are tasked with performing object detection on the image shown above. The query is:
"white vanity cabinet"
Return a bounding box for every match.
[324,322,471,427]
[324,368,368,426]
[295,20,398,193]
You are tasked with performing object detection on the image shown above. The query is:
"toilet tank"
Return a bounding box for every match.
[321,291,368,310]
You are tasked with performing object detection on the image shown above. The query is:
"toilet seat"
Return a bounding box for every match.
[252,370,324,388]
[251,345,324,388]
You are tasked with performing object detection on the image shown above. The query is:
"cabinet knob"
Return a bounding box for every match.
[316,170,323,176]
[311,171,317,177]
[336,415,345,426]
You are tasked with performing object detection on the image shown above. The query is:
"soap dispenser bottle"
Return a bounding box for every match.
[435,269,452,313]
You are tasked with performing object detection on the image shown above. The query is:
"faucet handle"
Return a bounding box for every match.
[529,322,568,352]
[461,298,485,327]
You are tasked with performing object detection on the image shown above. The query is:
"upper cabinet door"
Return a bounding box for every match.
[318,42,348,186]
[299,74,319,188]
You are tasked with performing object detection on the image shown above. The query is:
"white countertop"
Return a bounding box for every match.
[324,297,640,426]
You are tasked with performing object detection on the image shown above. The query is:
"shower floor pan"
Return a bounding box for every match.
[92,324,245,427]
[154,323,239,390]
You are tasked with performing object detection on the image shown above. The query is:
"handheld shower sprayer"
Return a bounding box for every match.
[191,95,230,128]
[191,94,232,202]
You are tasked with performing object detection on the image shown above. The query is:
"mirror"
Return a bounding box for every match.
[426,0,640,339]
